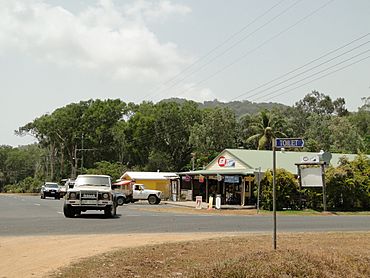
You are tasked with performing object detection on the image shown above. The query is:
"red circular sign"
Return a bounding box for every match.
[218,156,227,167]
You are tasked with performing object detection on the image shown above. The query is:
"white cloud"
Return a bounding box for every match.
[124,0,191,22]
[0,0,192,80]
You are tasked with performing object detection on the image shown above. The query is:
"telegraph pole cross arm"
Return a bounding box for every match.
[275,138,304,149]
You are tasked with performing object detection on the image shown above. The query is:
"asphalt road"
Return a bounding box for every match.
[1,195,369,236]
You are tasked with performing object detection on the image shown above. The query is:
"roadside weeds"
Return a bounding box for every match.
[51,232,370,278]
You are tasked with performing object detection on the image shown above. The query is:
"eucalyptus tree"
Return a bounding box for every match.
[295,90,348,116]
[121,100,202,171]
[287,91,355,153]
[78,98,128,166]
[327,117,364,153]
[17,113,61,180]
[18,99,127,178]
[4,145,44,184]
[123,101,157,168]
[288,91,349,139]
[151,100,202,171]
[350,97,370,154]
[0,145,13,190]
[112,102,137,164]
[189,106,237,167]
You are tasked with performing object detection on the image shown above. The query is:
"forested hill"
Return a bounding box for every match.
[162,98,288,117]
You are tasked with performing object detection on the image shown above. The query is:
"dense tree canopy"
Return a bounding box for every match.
[1,92,368,204]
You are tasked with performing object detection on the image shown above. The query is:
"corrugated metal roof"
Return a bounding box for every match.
[120,171,179,180]
[179,149,363,176]
[178,169,254,175]
[224,149,359,174]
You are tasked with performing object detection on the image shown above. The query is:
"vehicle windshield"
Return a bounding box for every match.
[75,176,110,187]
[45,183,59,188]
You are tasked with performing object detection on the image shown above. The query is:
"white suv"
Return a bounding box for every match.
[63,175,117,218]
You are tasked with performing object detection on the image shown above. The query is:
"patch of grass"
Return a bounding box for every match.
[331,211,370,215]
[137,206,370,216]
[52,232,370,278]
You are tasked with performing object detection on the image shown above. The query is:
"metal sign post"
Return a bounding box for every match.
[321,163,327,211]
[272,140,277,250]
[273,138,304,250]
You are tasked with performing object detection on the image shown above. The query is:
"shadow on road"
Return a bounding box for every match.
[72,213,121,219]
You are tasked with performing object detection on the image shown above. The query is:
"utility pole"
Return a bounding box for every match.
[80,134,84,174]
[74,134,96,177]
[191,153,196,171]
[256,167,261,214]
[272,140,277,250]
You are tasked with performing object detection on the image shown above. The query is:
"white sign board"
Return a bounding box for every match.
[301,167,323,187]
[195,196,202,209]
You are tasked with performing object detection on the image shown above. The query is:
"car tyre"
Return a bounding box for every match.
[116,197,125,206]
[104,205,116,218]
[148,195,158,205]
[63,204,75,218]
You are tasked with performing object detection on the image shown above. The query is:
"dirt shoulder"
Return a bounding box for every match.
[0,232,241,278]
[53,232,370,278]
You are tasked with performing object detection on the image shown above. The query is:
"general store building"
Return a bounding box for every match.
[178,149,358,206]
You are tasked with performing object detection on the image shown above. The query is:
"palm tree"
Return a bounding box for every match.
[245,110,287,150]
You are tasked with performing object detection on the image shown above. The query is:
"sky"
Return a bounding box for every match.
[0,0,369,146]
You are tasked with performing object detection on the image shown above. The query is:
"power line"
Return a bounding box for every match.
[251,49,370,102]
[121,49,370,149]
[137,0,288,103]
[231,33,370,101]
[118,51,369,149]
[172,0,335,100]
[148,0,303,101]
[260,54,370,102]
[233,37,370,101]
[25,51,369,166]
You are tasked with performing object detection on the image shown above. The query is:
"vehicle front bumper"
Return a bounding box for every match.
[42,191,60,196]
[65,200,113,207]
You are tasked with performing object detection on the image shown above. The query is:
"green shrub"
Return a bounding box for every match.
[4,177,42,193]
[259,169,300,210]
[326,154,370,210]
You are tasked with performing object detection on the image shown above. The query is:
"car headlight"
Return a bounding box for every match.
[69,192,76,199]
[102,193,109,200]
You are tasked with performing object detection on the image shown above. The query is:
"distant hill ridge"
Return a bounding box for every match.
[161,98,288,117]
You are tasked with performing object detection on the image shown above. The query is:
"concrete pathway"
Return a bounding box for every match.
[163,200,255,210]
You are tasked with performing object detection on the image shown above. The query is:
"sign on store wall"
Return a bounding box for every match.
[218,156,236,168]
[224,175,240,183]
